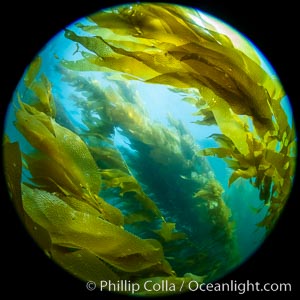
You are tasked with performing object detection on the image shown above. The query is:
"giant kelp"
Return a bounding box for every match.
[4,2,296,296]
[59,69,239,279]
[63,2,296,232]
[4,62,184,293]
[4,56,239,294]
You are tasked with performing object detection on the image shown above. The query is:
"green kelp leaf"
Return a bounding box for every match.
[15,102,101,196]
[198,147,233,158]
[64,3,285,141]
[94,4,189,45]
[228,166,257,186]
[23,152,80,195]
[81,6,274,135]
[61,57,106,72]
[139,4,199,41]
[193,108,216,126]
[106,39,159,53]
[91,56,160,81]
[101,169,161,217]
[76,23,172,55]
[29,74,56,117]
[89,10,145,37]
[208,95,251,156]
[89,146,128,172]
[263,149,290,179]
[2,134,10,144]
[52,246,120,283]
[23,154,123,225]
[23,57,56,117]
[24,212,52,253]
[124,211,154,224]
[64,30,160,80]
[259,175,272,202]
[24,56,42,88]
[64,53,159,80]
[65,29,116,58]
[246,132,264,157]
[193,179,235,252]
[22,185,172,274]
[271,98,290,141]
[193,179,224,200]
[17,100,56,136]
[153,222,187,242]
[146,72,196,89]
[106,44,183,76]
[172,43,275,132]
[209,134,236,150]
[61,195,124,226]
[93,194,124,226]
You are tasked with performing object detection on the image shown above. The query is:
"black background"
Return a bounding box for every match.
[1,0,298,298]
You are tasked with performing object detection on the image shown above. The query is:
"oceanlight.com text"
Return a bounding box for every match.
[188,280,292,294]
[86,279,292,294]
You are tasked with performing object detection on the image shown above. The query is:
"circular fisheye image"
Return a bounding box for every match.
[2,2,297,297]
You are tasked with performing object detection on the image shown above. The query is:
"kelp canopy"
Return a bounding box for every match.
[3,2,296,297]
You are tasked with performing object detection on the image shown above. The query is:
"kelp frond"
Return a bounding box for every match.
[63,3,296,232]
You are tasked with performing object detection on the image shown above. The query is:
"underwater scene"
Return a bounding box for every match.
[2,2,297,297]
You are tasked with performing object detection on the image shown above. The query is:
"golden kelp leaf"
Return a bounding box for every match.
[24,56,42,88]
[228,166,257,186]
[17,100,56,135]
[23,212,52,253]
[60,194,104,216]
[52,246,120,283]
[61,57,106,72]
[22,185,169,273]
[89,10,145,37]
[209,134,236,150]
[67,4,277,136]
[270,97,289,138]
[75,23,161,52]
[147,72,199,89]
[193,181,224,200]
[263,149,289,178]
[65,29,116,58]
[23,57,56,117]
[93,194,124,226]
[153,222,187,242]
[89,146,128,172]
[30,74,56,117]
[15,103,101,196]
[124,211,154,224]
[198,147,233,158]
[193,109,216,126]
[23,154,124,225]
[101,168,161,216]
[107,44,183,75]
[23,152,82,196]
[206,95,250,156]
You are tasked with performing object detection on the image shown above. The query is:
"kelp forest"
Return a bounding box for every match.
[3,3,296,296]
